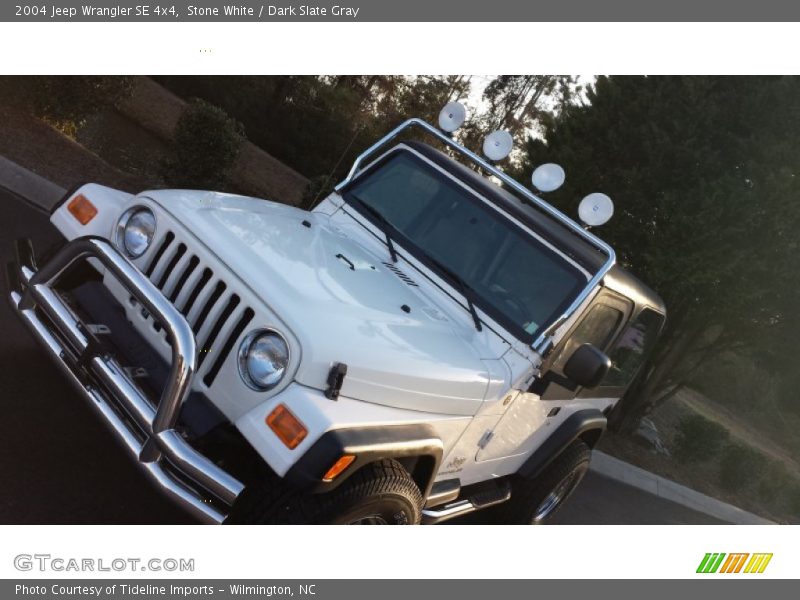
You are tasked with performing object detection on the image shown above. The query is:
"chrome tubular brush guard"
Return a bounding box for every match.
[8,236,244,524]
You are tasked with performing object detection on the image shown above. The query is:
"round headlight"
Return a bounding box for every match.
[238,330,290,391]
[117,207,156,258]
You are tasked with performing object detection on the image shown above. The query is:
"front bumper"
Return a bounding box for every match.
[7,236,245,524]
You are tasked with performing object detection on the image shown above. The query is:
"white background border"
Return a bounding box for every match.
[0,20,798,581]
[0,23,798,75]
[0,525,795,578]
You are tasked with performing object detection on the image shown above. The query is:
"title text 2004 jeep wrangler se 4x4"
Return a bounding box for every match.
[8,106,665,524]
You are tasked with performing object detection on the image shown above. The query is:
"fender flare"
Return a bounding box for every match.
[517,408,606,480]
[284,423,443,499]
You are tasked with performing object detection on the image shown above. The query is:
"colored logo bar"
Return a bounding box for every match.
[697,553,773,574]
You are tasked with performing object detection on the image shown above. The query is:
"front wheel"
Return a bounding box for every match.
[228,459,423,524]
[502,440,591,524]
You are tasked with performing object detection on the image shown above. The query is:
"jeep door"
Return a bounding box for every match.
[474,290,632,464]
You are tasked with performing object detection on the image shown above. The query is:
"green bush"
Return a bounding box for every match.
[718,443,766,492]
[2,76,134,125]
[163,98,244,189]
[673,414,729,464]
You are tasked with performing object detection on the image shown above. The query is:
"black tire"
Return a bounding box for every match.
[225,468,300,525]
[501,440,591,524]
[227,459,423,525]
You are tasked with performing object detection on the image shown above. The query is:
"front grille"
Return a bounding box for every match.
[142,230,254,387]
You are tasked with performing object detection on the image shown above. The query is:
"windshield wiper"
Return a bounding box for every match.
[348,195,398,263]
[347,194,481,332]
[425,256,483,332]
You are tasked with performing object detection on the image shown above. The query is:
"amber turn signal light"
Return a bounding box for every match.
[266,404,307,449]
[322,454,356,482]
[67,194,98,225]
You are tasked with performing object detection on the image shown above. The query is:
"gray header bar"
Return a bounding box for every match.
[4,1,800,22]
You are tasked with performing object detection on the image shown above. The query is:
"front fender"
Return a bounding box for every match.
[284,424,443,498]
[234,383,457,498]
[51,183,133,242]
[516,408,606,479]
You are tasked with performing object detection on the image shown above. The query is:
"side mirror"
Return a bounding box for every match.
[563,343,611,389]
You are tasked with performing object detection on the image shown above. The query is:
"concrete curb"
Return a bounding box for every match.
[0,155,66,212]
[592,451,773,524]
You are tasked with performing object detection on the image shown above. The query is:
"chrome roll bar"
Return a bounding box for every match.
[335,118,617,353]
[10,237,245,523]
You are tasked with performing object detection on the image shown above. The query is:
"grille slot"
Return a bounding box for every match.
[203,307,255,387]
[383,261,419,287]
[181,267,212,317]
[198,294,241,368]
[192,281,227,334]
[168,255,200,303]
[156,243,187,290]
[145,231,174,277]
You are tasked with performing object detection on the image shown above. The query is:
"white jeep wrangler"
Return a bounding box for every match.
[8,108,665,524]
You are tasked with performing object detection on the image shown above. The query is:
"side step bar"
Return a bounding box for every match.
[424,478,460,508]
[422,481,511,524]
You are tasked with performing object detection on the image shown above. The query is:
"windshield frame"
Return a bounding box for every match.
[338,145,591,345]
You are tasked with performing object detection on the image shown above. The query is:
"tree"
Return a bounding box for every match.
[519,76,800,432]
[155,75,473,186]
[460,75,579,152]
[155,75,581,185]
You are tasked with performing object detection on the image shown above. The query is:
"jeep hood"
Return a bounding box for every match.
[151,192,509,416]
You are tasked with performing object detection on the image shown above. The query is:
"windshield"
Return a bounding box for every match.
[343,150,588,342]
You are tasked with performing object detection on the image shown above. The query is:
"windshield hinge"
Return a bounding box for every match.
[477,430,494,449]
[325,362,348,400]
